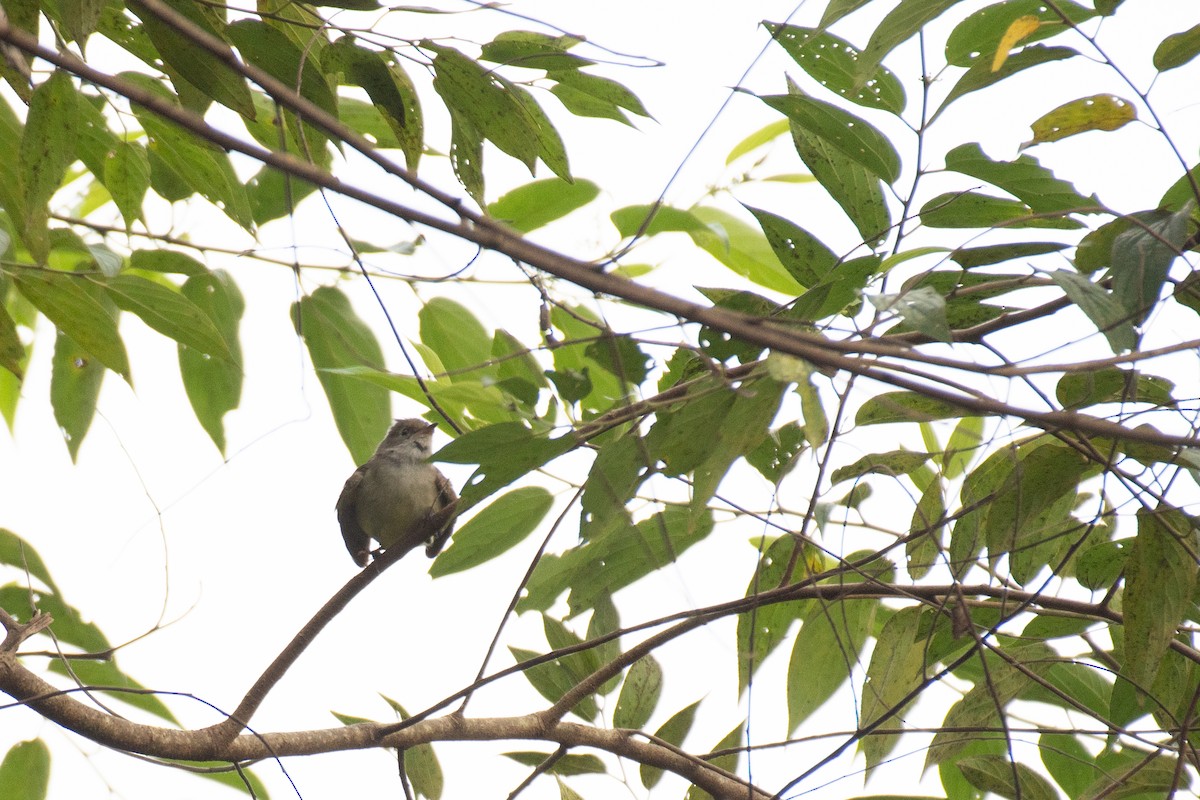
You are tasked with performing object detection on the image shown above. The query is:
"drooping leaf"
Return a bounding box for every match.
[0,740,49,800]
[501,751,605,776]
[509,645,598,722]
[293,286,389,465]
[869,287,952,342]
[49,332,104,461]
[859,606,927,770]
[104,274,233,361]
[640,701,700,789]
[179,270,244,455]
[762,92,900,183]
[764,22,905,114]
[324,37,422,170]
[935,45,1077,119]
[548,69,652,125]
[13,270,130,381]
[743,204,836,288]
[1055,368,1174,409]
[1122,506,1198,693]
[613,655,663,730]
[20,71,79,262]
[419,297,494,381]
[1109,203,1193,326]
[1047,269,1136,353]
[126,0,255,118]
[787,598,876,731]
[958,754,1058,800]
[103,142,151,227]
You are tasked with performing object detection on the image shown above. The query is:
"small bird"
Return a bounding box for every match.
[336,418,458,567]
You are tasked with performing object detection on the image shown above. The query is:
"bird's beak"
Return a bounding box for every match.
[425,422,438,433]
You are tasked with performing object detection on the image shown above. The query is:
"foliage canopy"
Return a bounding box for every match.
[1,1,1200,799]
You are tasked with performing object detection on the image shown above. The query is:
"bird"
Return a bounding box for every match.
[336,418,458,567]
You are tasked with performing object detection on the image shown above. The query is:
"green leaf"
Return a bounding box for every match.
[430,487,552,576]
[1026,94,1136,146]
[1122,506,1198,692]
[129,248,208,276]
[920,191,1082,229]
[502,751,605,776]
[948,241,1067,268]
[944,1,1096,67]
[869,287,952,342]
[854,0,961,86]
[738,536,811,692]
[1046,269,1136,353]
[419,297,494,380]
[765,23,905,114]
[378,697,443,799]
[428,42,544,174]
[125,75,254,230]
[488,178,600,233]
[46,658,179,724]
[613,655,663,730]
[179,271,244,455]
[20,71,79,262]
[640,701,700,788]
[0,587,109,652]
[610,203,706,238]
[50,332,104,461]
[685,723,742,800]
[0,301,24,379]
[859,606,926,770]
[908,481,945,579]
[689,206,807,294]
[1109,203,1193,325]
[935,45,1077,120]
[958,754,1058,800]
[437,422,576,511]
[103,142,151,227]
[762,92,900,183]
[783,100,893,245]
[944,142,1097,214]
[0,740,49,800]
[1154,22,1200,71]
[787,598,875,731]
[324,37,422,170]
[1039,733,1096,798]
[521,507,714,616]
[294,286,389,465]
[1055,368,1174,409]
[548,69,650,125]
[126,0,255,118]
[831,450,930,484]
[726,119,790,164]
[1081,753,1191,798]
[857,391,968,425]
[509,645,598,721]
[0,529,60,593]
[743,205,836,287]
[13,270,130,380]
[480,30,589,71]
[228,20,337,119]
[104,274,233,360]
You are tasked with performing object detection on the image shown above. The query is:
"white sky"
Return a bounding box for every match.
[3,2,1200,799]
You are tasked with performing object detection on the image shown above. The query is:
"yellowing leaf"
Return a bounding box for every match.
[992,16,1042,72]
[1025,94,1136,147]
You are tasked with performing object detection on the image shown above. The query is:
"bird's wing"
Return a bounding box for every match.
[424,468,459,557]
[336,466,372,567]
